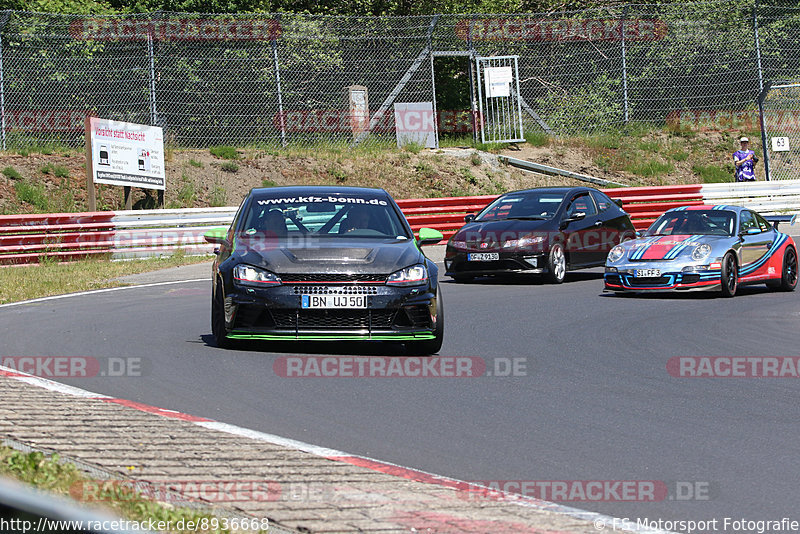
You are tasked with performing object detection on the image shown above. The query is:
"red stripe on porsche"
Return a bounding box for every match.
[640,235,692,260]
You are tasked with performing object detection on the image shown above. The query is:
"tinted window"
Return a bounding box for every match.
[739,210,759,233]
[590,190,614,212]
[476,191,565,221]
[649,210,736,236]
[239,193,410,239]
[754,213,772,232]
[566,193,597,217]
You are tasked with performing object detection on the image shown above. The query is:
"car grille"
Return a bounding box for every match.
[626,276,672,287]
[291,285,378,295]
[271,309,396,329]
[278,273,387,283]
[681,274,701,284]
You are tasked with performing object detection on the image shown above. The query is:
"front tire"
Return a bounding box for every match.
[720,252,738,298]
[406,290,444,356]
[211,280,234,349]
[544,243,566,284]
[767,246,798,292]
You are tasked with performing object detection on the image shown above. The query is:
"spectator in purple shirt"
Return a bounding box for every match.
[733,136,757,182]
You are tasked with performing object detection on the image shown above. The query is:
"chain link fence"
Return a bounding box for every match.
[1,1,800,150]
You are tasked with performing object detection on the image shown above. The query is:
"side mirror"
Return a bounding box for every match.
[417,227,444,246]
[741,227,761,236]
[565,211,586,222]
[204,227,230,247]
[612,198,624,208]
[464,213,476,223]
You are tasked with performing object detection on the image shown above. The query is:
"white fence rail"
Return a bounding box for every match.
[700,179,800,215]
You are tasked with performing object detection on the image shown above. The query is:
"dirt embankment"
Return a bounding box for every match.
[0,128,741,214]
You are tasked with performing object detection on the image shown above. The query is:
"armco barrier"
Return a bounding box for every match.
[1,184,796,264]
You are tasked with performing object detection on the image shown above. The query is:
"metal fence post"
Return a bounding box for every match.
[753,0,764,93]
[757,81,772,181]
[272,14,286,148]
[621,6,629,125]
[0,11,10,151]
[148,29,158,125]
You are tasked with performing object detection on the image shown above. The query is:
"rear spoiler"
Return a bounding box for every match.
[764,214,797,230]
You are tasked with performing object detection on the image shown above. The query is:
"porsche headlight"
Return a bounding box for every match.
[608,245,625,263]
[387,264,428,286]
[449,239,467,250]
[233,264,282,286]
[691,243,712,262]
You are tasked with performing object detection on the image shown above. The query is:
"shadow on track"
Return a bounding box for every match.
[598,285,774,300]
[199,334,410,356]
[443,270,605,286]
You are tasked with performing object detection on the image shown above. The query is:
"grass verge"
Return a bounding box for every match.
[0,446,267,533]
[0,253,211,305]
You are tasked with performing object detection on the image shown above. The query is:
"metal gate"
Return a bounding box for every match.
[475,55,524,145]
[758,81,800,181]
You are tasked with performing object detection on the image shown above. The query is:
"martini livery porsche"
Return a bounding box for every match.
[204,186,444,354]
[604,205,797,297]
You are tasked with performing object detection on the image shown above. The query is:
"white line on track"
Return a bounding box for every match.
[0,279,209,309]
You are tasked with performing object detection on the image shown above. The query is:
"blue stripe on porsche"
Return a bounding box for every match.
[630,236,661,260]
[664,240,693,260]
[740,233,788,276]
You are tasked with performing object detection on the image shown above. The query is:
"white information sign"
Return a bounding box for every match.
[484,66,513,98]
[88,117,165,190]
[772,136,790,152]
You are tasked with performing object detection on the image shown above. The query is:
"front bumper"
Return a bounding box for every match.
[604,263,722,292]
[445,248,547,277]
[224,282,437,340]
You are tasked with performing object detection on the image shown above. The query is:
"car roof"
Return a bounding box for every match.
[499,186,592,196]
[666,205,743,213]
[248,185,390,197]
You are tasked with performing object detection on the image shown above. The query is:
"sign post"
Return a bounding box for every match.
[85,117,165,210]
[84,115,97,212]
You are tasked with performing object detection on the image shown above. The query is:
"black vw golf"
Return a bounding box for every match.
[204,186,444,354]
[445,187,635,283]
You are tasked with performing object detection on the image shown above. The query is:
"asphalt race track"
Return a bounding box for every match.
[2,267,799,526]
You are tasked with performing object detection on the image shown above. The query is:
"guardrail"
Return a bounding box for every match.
[1,182,797,265]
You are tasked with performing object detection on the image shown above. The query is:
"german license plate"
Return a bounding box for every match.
[634,269,661,278]
[468,252,499,261]
[301,295,367,309]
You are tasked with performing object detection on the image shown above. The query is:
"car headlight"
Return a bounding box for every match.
[607,245,625,263]
[503,235,545,249]
[233,264,282,286]
[449,240,467,250]
[691,243,712,262]
[387,264,428,286]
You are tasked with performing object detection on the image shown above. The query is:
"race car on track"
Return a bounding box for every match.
[604,205,797,297]
[444,187,636,283]
[203,186,445,354]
